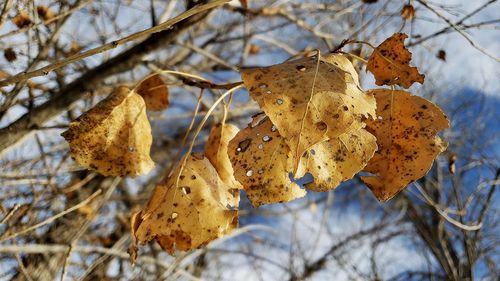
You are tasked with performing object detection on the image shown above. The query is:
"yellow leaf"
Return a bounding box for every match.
[136,74,169,111]
[228,114,306,207]
[62,86,155,177]
[240,54,376,167]
[205,123,243,189]
[367,33,425,88]
[361,89,450,201]
[132,153,239,254]
[295,127,377,192]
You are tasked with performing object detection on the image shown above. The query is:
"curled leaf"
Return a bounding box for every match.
[133,153,239,254]
[361,89,450,201]
[13,11,32,28]
[205,123,243,189]
[37,5,56,21]
[228,114,306,207]
[62,86,154,177]
[401,5,415,21]
[135,74,169,111]
[367,33,425,88]
[241,54,375,166]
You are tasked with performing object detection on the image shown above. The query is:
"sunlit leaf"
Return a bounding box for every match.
[361,89,450,201]
[132,153,238,254]
[62,86,154,177]
[228,114,306,207]
[367,33,425,88]
[241,54,375,167]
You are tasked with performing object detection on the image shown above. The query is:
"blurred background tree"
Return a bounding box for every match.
[0,0,498,280]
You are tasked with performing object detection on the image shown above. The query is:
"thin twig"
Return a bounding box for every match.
[0,0,230,87]
[0,189,102,242]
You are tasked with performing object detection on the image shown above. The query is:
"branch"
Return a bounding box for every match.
[416,0,499,62]
[0,1,225,156]
[0,0,229,87]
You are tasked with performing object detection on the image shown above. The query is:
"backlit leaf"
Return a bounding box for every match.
[136,74,169,111]
[205,123,243,189]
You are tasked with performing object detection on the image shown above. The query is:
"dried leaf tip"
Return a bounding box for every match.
[135,74,169,111]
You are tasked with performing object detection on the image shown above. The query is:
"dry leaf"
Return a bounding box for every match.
[322,53,360,85]
[437,49,446,62]
[13,11,32,28]
[361,89,450,201]
[136,74,169,111]
[249,44,260,55]
[62,86,154,177]
[241,54,375,167]
[401,5,415,21]
[295,127,377,192]
[205,123,243,189]
[228,114,306,207]
[367,33,425,88]
[37,5,55,21]
[132,153,239,254]
[4,48,16,62]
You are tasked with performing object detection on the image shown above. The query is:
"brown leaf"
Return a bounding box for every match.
[248,44,260,55]
[240,54,375,167]
[12,11,32,28]
[437,49,446,62]
[367,33,425,88]
[62,86,155,177]
[205,123,243,189]
[228,114,306,207]
[4,48,16,62]
[132,153,239,254]
[135,74,169,111]
[361,89,450,201]
[401,5,415,21]
[37,5,55,21]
